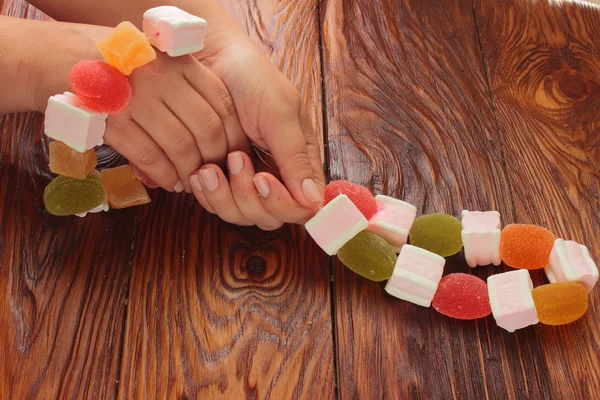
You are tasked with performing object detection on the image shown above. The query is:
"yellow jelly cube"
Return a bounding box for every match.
[49,141,97,179]
[97,21,157,76]
[101,165,151,209]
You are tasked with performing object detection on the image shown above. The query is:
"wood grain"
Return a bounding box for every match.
[475,0,600,397]
[117,1,334,399]
[0,81,133,400]
[323,0,596,398]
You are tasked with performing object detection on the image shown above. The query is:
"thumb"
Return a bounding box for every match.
[260,94,325,210]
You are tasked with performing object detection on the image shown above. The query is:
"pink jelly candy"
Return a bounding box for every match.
[69,60,133,114]
[324,180,377,219]
[131,164,159,189]
[432,273,492,320]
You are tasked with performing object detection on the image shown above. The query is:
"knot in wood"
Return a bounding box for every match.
[245,256,266,276]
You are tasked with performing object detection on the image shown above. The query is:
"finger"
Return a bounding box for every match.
[227,151,284,231]
[163,82,228,166]
[189,177,216,214]
[184,61,251,155]
[252,172,317,225]
[258,89,325,210]
[131,100,202,193]
[104,116,183,192]
[191,165,253,226]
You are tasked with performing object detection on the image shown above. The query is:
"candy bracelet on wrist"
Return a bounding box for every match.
[305,180,598,332]
[42,6,207,216]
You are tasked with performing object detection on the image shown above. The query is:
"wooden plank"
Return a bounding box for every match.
[0,4,134,398]
[117,0,334,398]
[474,0,600,397]
[319,0,572,398]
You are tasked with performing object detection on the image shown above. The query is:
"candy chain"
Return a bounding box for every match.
[305,182,598,332]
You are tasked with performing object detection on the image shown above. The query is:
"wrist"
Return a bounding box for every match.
[29,22,112,112]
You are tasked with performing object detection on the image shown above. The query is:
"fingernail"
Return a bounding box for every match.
[253,176,270,197]
[199,168,219,191]
[302,178,322,203]
[227,152,244,175]
[190,174,203,192]
[174,180,184,193]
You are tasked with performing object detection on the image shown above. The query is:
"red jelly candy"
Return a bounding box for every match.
[324,180,377,219]
[69,60,132,114]
[131,164,159,189]
[432,273,492,320]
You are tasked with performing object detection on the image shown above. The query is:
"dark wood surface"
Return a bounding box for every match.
[1,0,599,399]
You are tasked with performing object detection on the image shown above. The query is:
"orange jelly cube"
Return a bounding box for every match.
[97,21,157,76]
[101,165,151,209]
[500,224,556,270]
[532,282,588,325]
[49,141,97,179]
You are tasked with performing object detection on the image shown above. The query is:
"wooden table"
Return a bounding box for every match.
[1,0,599,398]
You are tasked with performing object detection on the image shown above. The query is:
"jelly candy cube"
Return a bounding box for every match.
[69,60,132,114]
[461,210,502,268]
[500,224,556,270]
[324,180,377,219]
[97,21,157,76]
[409,213,463,257]
[367,195,417,252]
[44,174,107,216]
[101,165,151,209]
[143,6,207,57]
[305,194,368,255]
[545,238,598,292]
[432,273,491,320]
[487,269,538,332]
[532,282,588,325]
[385,245,445,307]
[49,141,97,179]
[337,231,396,282]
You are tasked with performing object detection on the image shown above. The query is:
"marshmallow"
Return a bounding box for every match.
[487,269,538,332]
[44,92,107,153]
[545,239,598,292]
[305,194,368,255]
[385,245,445,307]
[461,210,501,268]
[143,6,207,57]
[366,195,417,252]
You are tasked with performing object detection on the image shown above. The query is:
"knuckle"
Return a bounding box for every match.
[215,91,237,119]
[137,145,163,167]
[199,113,225,143]
[171,133,197,157]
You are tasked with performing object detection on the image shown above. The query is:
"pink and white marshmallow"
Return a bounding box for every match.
[44,92,107,153]
[545,239,598,292]
[487,269,538,332]
[143,6,207,57]
[305,194,368,256]
[367,195,417,252]
[385,245,445,307]
[461,210,502,268]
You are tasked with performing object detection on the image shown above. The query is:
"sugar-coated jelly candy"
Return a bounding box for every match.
[101,165,151,209]
[500,224,556,270]
[97,21,157,76]
[49,141,97,179]
[337,231,396,281]
[409,213,463,257]
[44,174,106,216]
[532,282,588,325]
[69,60,132,114]
[131,164,159,189]
[324,180,377,219]
[432,273,491,320]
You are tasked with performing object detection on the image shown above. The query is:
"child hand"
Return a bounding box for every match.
[31,22,249,193]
